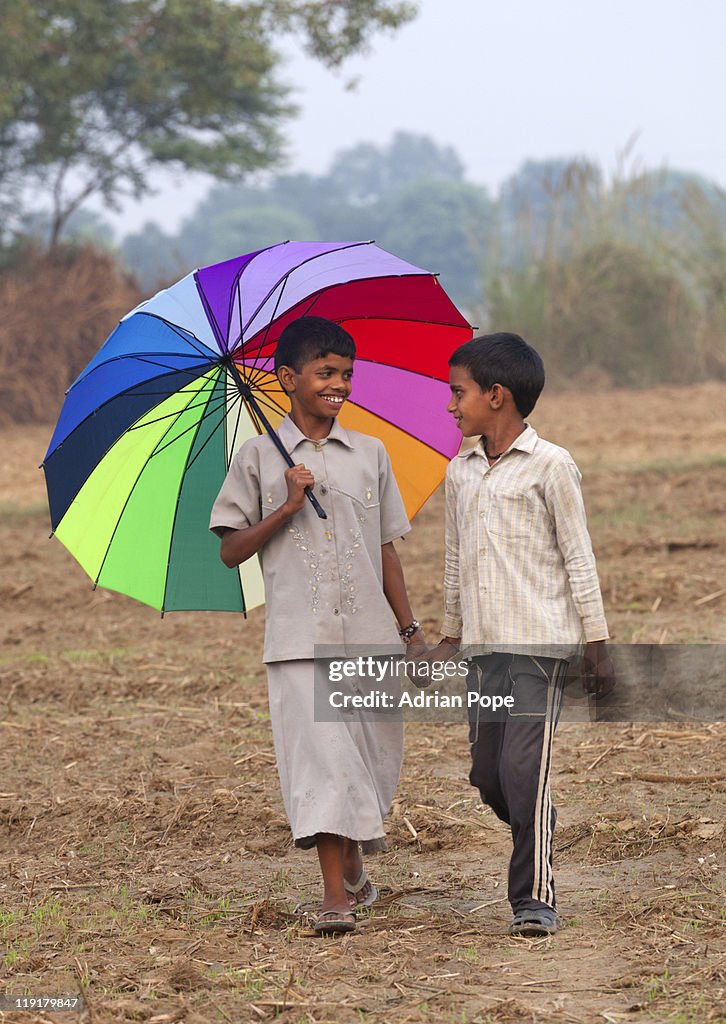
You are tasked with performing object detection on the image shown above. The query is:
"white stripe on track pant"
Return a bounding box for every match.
[467,653,566,913]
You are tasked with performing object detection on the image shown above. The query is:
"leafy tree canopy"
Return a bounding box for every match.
[323,130,465,208]
[0,0,415,245]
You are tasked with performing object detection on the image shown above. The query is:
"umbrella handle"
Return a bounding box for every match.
[230,367,327,520]
[259,422,328,521]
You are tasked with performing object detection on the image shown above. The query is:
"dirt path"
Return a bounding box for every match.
[1,383,725,1023]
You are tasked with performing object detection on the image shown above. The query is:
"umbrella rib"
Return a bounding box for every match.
[244,398,263,436]
[133,390,232,456]
[128,355,219,378]
[235,280,248,377]
[92,375,213,589]
[242,264,292,387]
[247,382,284,401]
[334,313,474,330]
[133,312,222,360]
[67,353,216,394]
[226,380,250,462]
[229,241,373,361]
[183,390,241,475]
[246,389,288,420]
[239,237,370,342]
[192,272,227,356]
[231,274,472,380]
[160,374,228,612]
[344,399,455,459]
[352,354,467,386]
[46,365,219,467]
[240,294,289,393]
[222,241,285,355]
[145,402,231,463]
[117,370,221,405]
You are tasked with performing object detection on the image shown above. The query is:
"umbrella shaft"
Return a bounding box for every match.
[228,362,327,520]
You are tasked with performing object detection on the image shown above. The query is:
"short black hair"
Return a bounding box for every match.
[449,333,545,416]
[274,316,356,374]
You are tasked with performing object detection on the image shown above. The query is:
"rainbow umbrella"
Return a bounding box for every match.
[43,241,472,613]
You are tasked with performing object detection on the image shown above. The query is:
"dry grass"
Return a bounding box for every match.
[0,246,140,427]
[1,383,725,1023]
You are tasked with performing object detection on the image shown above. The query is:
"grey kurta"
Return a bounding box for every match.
[267,659,403,849]
[209,414,411,847]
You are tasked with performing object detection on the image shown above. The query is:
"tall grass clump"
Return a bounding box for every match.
[481,161,726,389]
[0,243,141,426]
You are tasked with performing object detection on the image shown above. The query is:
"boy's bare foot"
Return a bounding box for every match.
[312,907,356,934]
[344,869,378,908]
[342,839,378,908]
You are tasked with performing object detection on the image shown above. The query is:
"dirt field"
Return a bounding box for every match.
[1,382,725,1024]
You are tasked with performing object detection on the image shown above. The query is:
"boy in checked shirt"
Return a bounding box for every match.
[427,333,615,937]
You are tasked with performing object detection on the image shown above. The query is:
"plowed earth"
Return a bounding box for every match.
[1,383,725,1023]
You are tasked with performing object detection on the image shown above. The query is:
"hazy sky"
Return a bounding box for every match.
[107,0,726,235]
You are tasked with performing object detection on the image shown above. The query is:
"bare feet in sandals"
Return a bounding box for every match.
[312,907,356,934]
[342,839,379,909]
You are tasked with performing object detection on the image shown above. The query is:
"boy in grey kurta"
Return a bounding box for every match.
[210,316,423,934]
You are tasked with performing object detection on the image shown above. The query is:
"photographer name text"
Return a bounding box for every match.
[329,689,514,711]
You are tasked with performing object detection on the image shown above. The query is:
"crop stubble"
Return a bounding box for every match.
[1,383,725,1023]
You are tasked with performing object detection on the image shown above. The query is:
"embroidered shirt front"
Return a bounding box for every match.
[210,415,410,662]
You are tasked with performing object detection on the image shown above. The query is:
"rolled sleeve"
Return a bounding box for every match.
[545,459,609,642]
[209,443,263,538]
[442,467,463,638]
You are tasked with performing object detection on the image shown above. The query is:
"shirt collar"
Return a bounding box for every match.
[458,423,538,459]
[277,413,355,454]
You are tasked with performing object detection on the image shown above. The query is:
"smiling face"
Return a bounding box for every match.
[447,364,495,437]
[278,352,354,434]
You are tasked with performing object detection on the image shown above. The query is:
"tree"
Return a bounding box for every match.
[177,196,318,268]
[497,158,603,268]
[488,242,697,387]
[379,179,493,304]
[0,0,415,247]
[324,131,465,208]
[120,221,185,287]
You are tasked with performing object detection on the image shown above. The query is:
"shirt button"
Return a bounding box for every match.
[321,484,328,494]
[333,608,340,615]
[314,442,322,450]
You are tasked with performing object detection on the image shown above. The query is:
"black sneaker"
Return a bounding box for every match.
[508,908,558,936]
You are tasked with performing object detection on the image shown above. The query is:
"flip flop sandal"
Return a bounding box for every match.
[344,868,379,909]
[508,908,558,937]
[311,908,357,934]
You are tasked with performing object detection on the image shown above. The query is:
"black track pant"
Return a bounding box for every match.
[468,653,566,914]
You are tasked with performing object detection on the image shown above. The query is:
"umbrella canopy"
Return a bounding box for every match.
[43,240,473,613]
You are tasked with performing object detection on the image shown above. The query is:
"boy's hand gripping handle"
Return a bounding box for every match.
[229,364,327,520]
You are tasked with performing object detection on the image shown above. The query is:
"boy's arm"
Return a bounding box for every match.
[413,472,461,673]
[441,469,462,647]
[545,459,615,697]
[218,464,314,567]
[381,542,425,647]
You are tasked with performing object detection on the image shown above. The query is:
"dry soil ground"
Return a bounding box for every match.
[1,382,725,1024]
